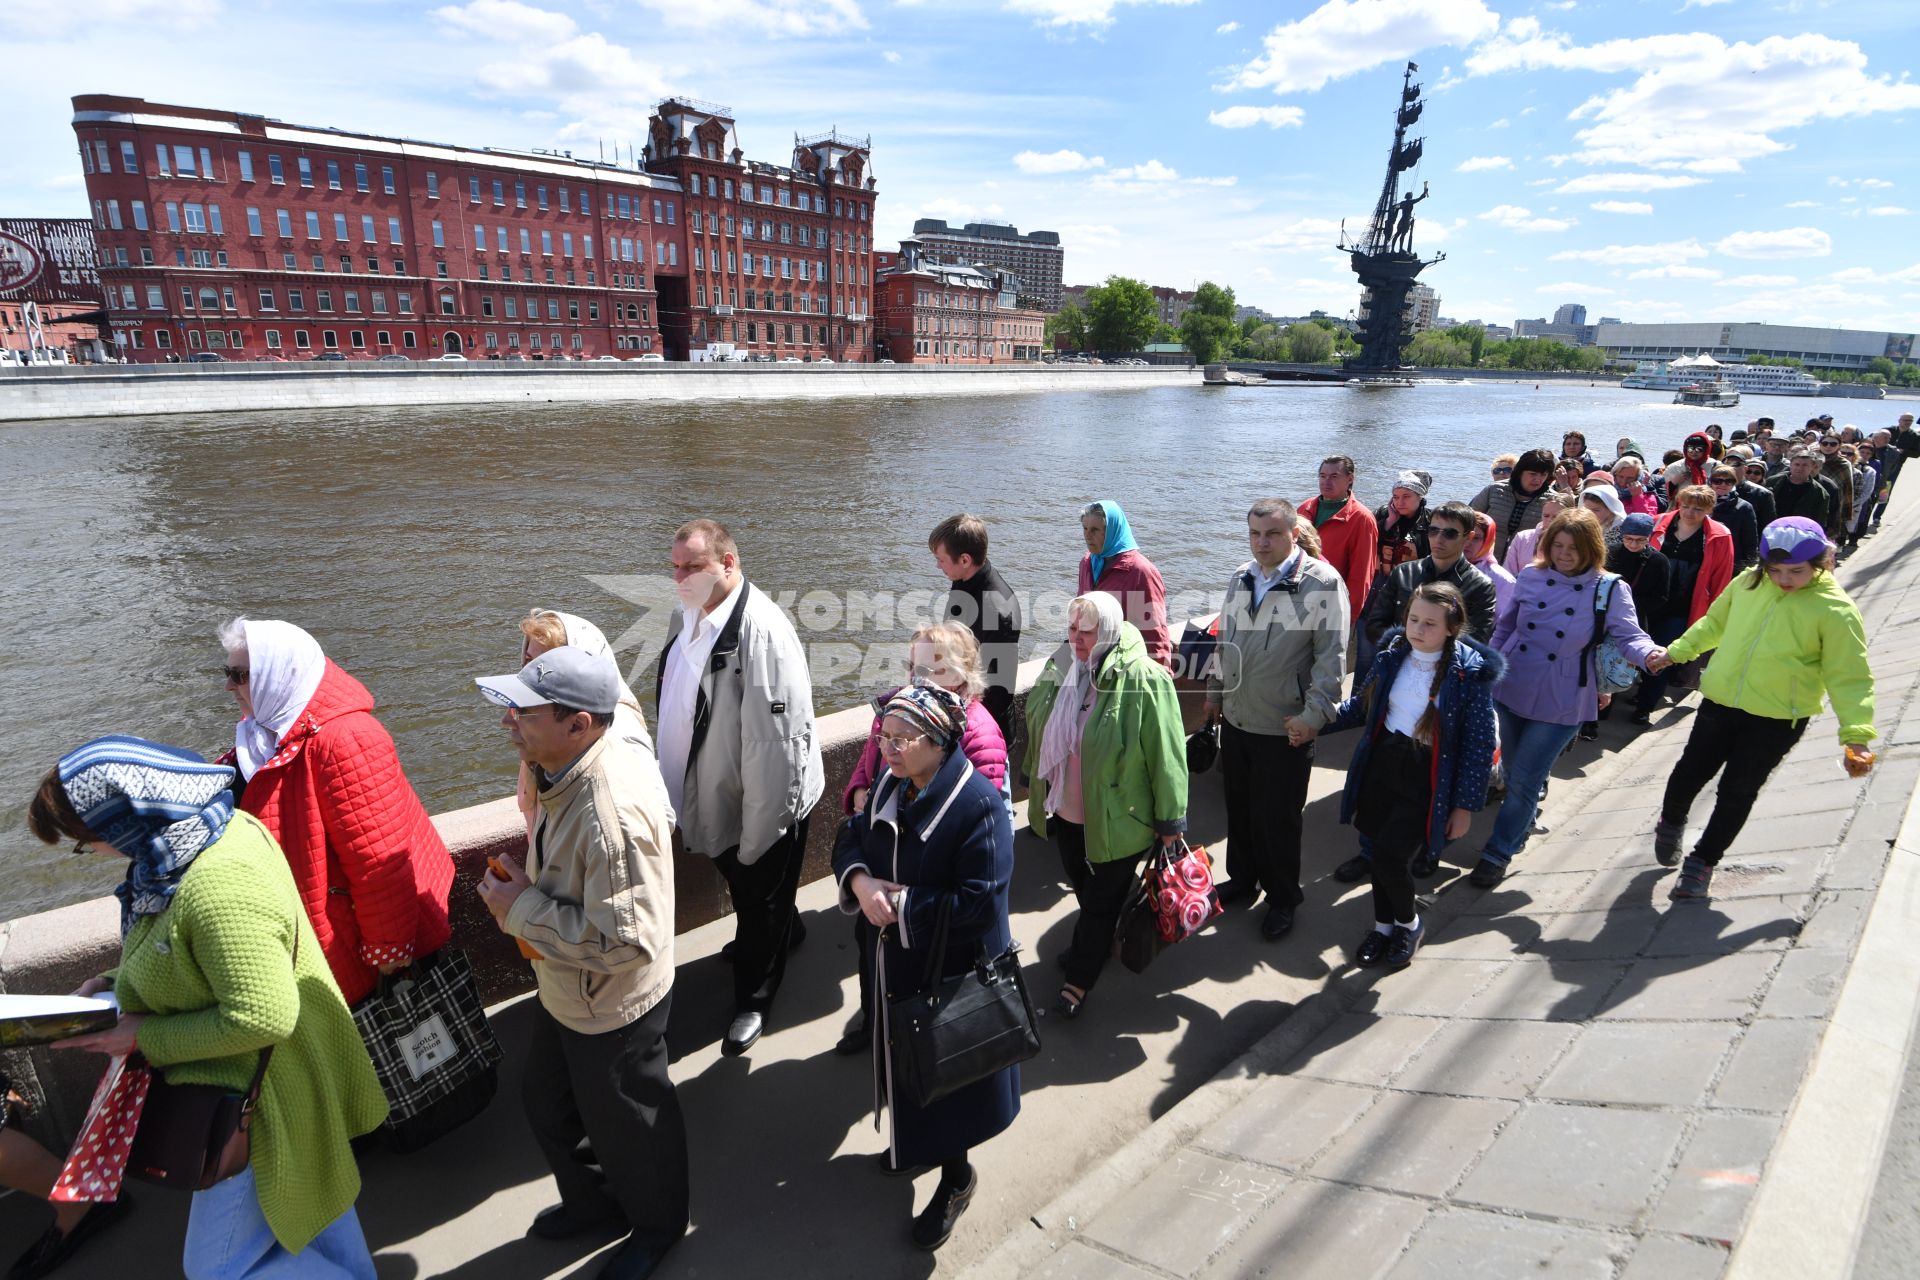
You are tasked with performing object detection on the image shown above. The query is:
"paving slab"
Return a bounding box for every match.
[1415,914,1538,961]
[1385,1205,1627,1278]
[1285,1013,1444,1089]
[1538,1021,1740,1108]
[1619,1234,1732,1280]
[1822,837,1894,893]
[1456,1103,1690,1227]
[1460,958,1628,1022]
[1554,864,1674,914]
[1755,947,1849,1021]
[1192,1076,1377,1171]
[1027,1242,1163,1279]
[1706,852,1828,900]
[1528,905,1666,959]
[1723,810,1864,858]
[1200,1181,1429,1280]
[1079,1149,1286,1278]
[1642,895,1809,957]
[1358,958,1509,1017]
[1794,889,1875,953]
[1592,953,1779,1022]
[1453,871,1596,916]
[1712,1021,1826,1114]
[1307,1090,1515,1197]
[1650,1113,1783,1243]
[1389,1019,1581,1101]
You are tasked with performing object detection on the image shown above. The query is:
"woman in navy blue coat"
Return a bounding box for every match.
[833,685,1019,1253]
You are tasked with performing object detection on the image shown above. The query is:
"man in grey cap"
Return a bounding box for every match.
[476,646,688,1280]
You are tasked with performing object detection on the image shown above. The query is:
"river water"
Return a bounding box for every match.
[1,380,1901,917]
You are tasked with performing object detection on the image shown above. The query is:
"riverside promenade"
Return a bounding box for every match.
[4,495,1916,1279]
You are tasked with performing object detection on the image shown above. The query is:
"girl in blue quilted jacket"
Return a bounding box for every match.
[1329,583,1504,970]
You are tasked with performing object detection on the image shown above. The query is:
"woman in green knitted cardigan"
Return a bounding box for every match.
[29,736,388,1276]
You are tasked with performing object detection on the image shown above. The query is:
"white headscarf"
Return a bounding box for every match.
[1036,592,1124,815]
[232,619,327,781]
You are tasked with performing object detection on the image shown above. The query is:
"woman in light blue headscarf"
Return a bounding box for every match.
[1076,500,1172,668]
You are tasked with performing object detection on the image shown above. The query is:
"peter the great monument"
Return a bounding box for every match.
[1340,62,1444,377]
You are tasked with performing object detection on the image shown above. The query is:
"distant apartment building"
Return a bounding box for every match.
[1515,316,1598,345]
[1595,321,1917,374]
[1552,302,1587,326]
[1150,285,1195,328]
[911,218,1062,310]
[71,92,875,362]
[874,239,1044,363]
[1407,284,1440,334]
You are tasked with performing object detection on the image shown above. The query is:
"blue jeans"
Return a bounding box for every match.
[183,1167,375,1280]
[1482,707,1580,865]
[1634,615,1692,712]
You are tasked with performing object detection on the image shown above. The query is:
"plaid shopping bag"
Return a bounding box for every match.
[351,948,502,1153]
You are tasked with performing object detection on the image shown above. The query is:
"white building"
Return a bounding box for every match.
[1595,322,1915,374]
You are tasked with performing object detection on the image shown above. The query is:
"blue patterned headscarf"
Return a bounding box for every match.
[881,685,967,751]
[1085,499,1138,583]
[57,736,238,937]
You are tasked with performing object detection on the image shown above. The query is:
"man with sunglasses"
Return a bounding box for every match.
[1337,502,1496,883]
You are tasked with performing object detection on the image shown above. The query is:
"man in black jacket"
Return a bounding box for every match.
[1337,502,1495,885]
[930,513,1022,741]
[1767,449,1832,527]
[1359,501,1497,653]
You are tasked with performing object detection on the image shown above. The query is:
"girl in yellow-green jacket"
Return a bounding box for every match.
[29,736,387,1278]
[1024,593,1188,1019]
[1646,518,1877,900]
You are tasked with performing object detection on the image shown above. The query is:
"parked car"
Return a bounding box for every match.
[186,351,225,363]
[635,353,665,363]
[313,351,347,362]
[377,353,410,362]
[595,355,620,362]
[779,356,802,363]
[878,358,896,364]
[433,352,468,361]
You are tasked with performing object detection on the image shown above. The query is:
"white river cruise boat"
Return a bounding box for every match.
[1621,353,1824,397]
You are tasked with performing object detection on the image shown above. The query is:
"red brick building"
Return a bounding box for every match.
[874,241,1045,364]
[70,94,875,363]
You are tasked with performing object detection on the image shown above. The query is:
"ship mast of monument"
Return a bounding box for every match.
[1339,61,1445,375]
[1345,61,1442,261]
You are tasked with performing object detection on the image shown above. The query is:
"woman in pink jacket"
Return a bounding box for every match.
[837,621,1008,1055]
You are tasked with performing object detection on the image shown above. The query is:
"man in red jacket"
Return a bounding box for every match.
[1299,455,1378,632]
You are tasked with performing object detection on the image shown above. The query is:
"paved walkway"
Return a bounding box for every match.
[966,500,1920,1280]
[7,501,1917,1280]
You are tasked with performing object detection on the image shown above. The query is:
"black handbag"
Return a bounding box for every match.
[886,896,1040,1109]
[351,947,502,1153]
[1185,720,1220,775]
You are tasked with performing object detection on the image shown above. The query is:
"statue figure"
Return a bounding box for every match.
[1392,182,1429,252]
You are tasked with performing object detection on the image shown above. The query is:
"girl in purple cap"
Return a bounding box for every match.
[1647,516,1877,899]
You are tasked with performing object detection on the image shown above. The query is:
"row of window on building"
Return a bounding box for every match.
[119,326,652,356]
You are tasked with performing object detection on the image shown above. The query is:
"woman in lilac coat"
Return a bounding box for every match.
[1472,509,1661,887]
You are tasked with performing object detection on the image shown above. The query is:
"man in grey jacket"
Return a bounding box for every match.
[476,646,688,1280]
[656,519,824,1056]
[1203,497,1350,940]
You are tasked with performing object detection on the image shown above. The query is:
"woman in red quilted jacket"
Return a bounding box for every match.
[218,618,455,1006]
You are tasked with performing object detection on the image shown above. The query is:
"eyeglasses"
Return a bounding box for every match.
[1821,439,1840,446]
[1491,466,1513,477]
[72,840,99,856]
[1428,526,1466,541]
[221,665,249,685]
[1710,478,1735,487]
[878,730,928,755]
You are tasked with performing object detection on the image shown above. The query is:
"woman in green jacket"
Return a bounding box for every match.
[28,735,388,1278]
[1646,518,1877,900]
[1025,593,1188,1018]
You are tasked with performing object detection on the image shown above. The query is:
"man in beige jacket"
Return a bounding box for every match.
[477,645,687,1280]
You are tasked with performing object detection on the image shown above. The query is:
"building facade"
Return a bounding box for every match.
[1552,302,1587,326]
[71,94,874,363]
[874,241,1042,364]
[911,218,1063,311]
[1407,284,1441,334]
[1595,321,1916,374]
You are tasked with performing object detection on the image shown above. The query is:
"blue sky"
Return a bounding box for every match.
[11,0,1920,330]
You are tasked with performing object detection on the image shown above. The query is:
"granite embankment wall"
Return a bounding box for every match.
[0,362,1197,422]
[0,659,1054,1143]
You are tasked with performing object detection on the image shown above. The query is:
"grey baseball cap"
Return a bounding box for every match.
[475,646,621,714]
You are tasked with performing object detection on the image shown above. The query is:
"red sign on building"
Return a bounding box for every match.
[0,219,102,303]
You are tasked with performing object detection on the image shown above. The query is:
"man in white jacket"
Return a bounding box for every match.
[656,519,824,1056]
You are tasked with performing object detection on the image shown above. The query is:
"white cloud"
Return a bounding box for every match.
[1554,173,1707,194]
[1224,0,1500,96]
[1590,200,1653,214]
[41,0,218,32]
[1456,155,1514,172]
[1714,227,1833,259]
[918,196,1007,223]
[1216,21,1238,34]
[1059,223,1125,248]
[1109,159,1180,182]
[1868,206,1910,216]
[883,50,901,63]
[1679,0,1732,9]
[1208,105,1305,129]
[1013,149,1106,173]
[1467,21,1920,172]
[1626,265,1722,280]
[1785,200,1822,209]
[1861,178,1895,189]
[1717,274,1799,288]
[629,0,868,35]
[1477,204,1576,232]
[1005,0,1202,31]
[1550,238,1707,265]
[434,0,577,43]
[1236,217,1350,252]
[434,2,672,122]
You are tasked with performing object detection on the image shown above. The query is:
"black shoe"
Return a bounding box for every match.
[1410,850,1440,879]
[911,1165,978,1252]
[1629,708,1652,726]
[1260,902,1296,940]
[722,1011,765,1056]
[1669,855,1714,901]
[1468,858,1507,889]
[1054,986,1086,1019]
[1332,853,1370,884]
[595,1228,686,1280]
[1654,820,1684,867]
[1215,878,1257,907]
[1354,930,1392,968]
[834,1012,869,1056]
[528,1201,627,1241]
[873,1152,930,1178]
[1385,921,1426,969]
[1578,722,1599,742]
[8,1194,134,1280]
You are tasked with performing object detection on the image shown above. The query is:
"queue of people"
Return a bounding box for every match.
[10,416,1891,1279]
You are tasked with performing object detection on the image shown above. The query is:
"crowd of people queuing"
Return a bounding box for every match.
[4,410,1907,1280]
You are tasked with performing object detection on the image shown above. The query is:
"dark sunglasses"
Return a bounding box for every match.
[221,664,249,684]
[1428,526,1466,541]
[1491,466,1514,476]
